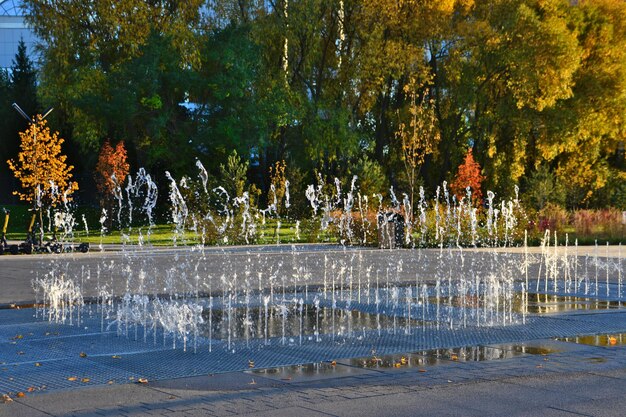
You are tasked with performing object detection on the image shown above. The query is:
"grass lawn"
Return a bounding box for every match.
[3,203,621,247]
[2,204,318,246]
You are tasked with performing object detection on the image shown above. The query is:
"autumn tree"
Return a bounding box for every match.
[269,160,288,215]
[396,85,440,221]
[21,0,626,213]
[7,115,78,241]
[95,140,130,212]
[450,148,484,206]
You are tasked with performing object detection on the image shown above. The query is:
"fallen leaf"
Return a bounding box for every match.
[330,360,337,366]
[418,369,427,373]
[1,394,13,403]
[111,355,121,359]
[79,352,87,358]
[13,335,23,340]
[16,392,25,398]
[107,380,114,385]
[451,354,458,361]
[137,378,148,384]
[27,387,35,393]
[34,363,41,367]
[400,357,407,365]
[609,336,617,345]
[67,377,77,381]
[81,378,90,383]
[394,363,401,368]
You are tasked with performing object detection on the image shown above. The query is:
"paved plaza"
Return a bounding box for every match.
[1,245,625,416]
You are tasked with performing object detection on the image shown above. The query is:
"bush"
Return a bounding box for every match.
[537,203,569,233]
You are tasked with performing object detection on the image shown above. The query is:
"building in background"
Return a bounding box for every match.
[0,0,37,70]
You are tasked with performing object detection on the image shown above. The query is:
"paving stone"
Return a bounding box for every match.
[236,405,335,416]
[507,373,626,401]
[0,402,52,417]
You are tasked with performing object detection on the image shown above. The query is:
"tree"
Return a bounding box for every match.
[541,0,626,206]
[24,0,204,174]
[1,40,38,203]
[7,115,78,241]
[194,24,272,173]
[219,150,249,199]
[0,69,12,171]
[450,148,485,205]
[268,160,288,215]
[395,85,440,221]
[21,0,626,214]
[10,39,38,121]
[447,0,581,195]
[522,165,565,211]
[95,140,130,211]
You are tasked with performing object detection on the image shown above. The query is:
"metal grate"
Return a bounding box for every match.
[2,305,626,395]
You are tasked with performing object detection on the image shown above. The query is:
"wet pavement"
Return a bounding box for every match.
[1,245,626,416]
[2,334,626,416]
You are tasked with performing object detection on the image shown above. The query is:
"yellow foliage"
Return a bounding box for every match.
[7,115,78,208]
[396,82,441,221]
[269,160,288,214]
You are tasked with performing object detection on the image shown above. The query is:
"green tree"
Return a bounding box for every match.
[10,40,39,122]
[219,150,249,199]
[523,165,566,211]
[1,40,39,203]
[193,24,273,173]
[24,0,204,172]
[0,69,12,165]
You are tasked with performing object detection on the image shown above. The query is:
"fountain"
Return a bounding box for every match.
[1,166,624,395]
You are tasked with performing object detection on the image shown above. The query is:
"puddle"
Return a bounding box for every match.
[247,344,542,380]
[248,361,372,381]
[557,333,626,347]
[343,346,531,371]
[488,340,565,355]
[342,352,440,369]
[584,357,607,363]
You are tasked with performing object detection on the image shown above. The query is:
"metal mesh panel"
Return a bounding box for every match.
[2,302,626,395]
